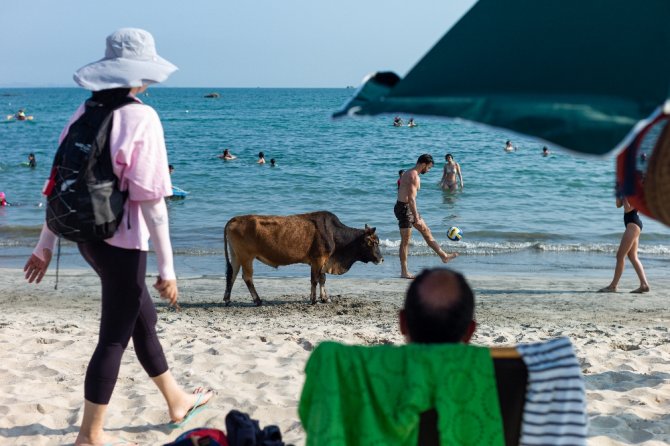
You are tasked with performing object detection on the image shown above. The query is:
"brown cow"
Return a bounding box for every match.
[224,211,383,305]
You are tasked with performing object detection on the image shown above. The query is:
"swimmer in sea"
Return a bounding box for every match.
[270,158,276,167]
[598,193,650,293]
[407,118,417,127]
[28,153,36,168]
[219,149,236,160]
[257,151,266,164]
[542,146,550,157]
[439,153,463,192]
[393,116,403,127]
[504,140,516,152]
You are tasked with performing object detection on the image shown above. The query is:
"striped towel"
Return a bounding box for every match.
[516,337,588,446]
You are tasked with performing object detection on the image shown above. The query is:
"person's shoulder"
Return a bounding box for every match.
[115,103,161,128]
[117,102,159,118]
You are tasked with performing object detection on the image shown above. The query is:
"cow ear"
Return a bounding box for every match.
[365,225,376,234]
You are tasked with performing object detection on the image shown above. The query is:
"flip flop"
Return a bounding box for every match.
[168,390,211,429]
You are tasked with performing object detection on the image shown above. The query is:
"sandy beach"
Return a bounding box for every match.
[0,267,668,445]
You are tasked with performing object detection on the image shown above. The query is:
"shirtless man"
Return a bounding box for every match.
[395,154,458,279]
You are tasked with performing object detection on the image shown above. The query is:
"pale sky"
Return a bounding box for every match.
[1,0,476,88]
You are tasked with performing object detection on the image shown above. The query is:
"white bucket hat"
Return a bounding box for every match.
[73,28,178,91]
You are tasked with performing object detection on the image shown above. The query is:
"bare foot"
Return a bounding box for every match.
[401,273,415,279]
[630,285,650,293]
[440,252,459,263]
[597,286,617,293]
[169,387,213,426]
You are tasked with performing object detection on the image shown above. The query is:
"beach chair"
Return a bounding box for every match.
[419,339,588,446]
[300,340,586,446]
[417,348,527,446]
[300,342,515,446]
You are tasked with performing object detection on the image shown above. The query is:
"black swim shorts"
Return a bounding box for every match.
[394,201,414,229]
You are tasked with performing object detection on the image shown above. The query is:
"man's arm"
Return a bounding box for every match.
[408,173,420,221]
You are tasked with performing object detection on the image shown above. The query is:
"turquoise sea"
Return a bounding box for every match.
[1,88,669,284]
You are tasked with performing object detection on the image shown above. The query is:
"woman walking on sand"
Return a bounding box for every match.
[598,194,650,294]
[23,28,211,446]
[439,153,463,192]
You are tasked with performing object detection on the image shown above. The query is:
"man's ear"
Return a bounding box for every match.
[399,309,409,338]
[462,320,477,344]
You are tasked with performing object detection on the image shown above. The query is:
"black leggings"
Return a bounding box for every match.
[78,241,169,404]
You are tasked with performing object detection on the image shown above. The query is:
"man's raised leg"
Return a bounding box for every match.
[415,222,458,263]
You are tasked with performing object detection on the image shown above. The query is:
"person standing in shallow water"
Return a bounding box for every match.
[395,154,458,279]
[22,28,212,446]
[439,153,463,192]
[598,194,650,294]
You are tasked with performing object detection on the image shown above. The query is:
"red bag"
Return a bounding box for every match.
[165,427,228,446]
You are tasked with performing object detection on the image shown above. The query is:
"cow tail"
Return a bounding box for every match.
[224,220,233,285]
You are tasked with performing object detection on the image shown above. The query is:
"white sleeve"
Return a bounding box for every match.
[139,198,176,280]
[33,223,58,260]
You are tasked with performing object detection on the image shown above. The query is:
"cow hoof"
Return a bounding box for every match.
[254,300,263,307]
[224,301,231,307]
[321,298,330,304]
[310,300,317,305]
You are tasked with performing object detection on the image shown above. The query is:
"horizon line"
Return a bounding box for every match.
[0,85,359,90]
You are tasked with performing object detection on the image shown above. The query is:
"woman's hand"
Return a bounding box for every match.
[24,249,52,284]
[154,276,179,308]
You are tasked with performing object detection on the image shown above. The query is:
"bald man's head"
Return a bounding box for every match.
[400,268,475,344]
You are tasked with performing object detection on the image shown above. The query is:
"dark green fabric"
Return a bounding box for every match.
[335,0,670,155]
[299,342,504,446]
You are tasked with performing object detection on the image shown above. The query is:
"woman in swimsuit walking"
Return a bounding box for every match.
[598,195,650,293]
[439,153,463,192]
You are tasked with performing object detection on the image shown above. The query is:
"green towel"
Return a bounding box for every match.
[299,342,504,446]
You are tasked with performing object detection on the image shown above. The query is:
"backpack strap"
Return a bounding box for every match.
[84,95,140,184]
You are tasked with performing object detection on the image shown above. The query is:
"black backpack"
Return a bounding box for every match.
[45,94,138,242]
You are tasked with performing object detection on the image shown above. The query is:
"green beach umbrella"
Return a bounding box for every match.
[335,0,670,156]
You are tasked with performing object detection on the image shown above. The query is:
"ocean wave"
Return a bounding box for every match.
[173,247,224,256]
[378,238,670,256]
[0,225,43,245]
